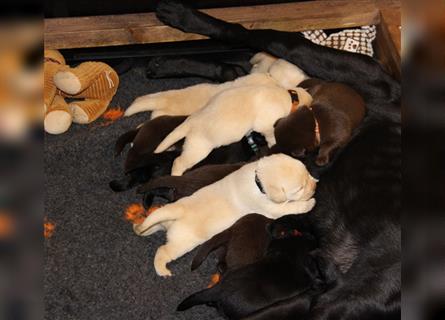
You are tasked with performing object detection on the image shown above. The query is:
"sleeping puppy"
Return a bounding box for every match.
[137,163,244,208]
[249,52,278,74]
[124,73,279,118]
[270,78,366,166]
[110,114,266,191]
[133,154,317,277]
[109,115,186,192]
[125,60,308,118]
[115,115,186,173]
[177,221,325,319]
[191,212,318,275]
[190,214,272,275]
[153,84,312,175]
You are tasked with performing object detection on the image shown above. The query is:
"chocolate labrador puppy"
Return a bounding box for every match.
[271,79,366,166]
[191,214,272,274]
[178,215,334,320]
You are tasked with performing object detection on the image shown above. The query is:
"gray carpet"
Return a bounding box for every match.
[44,62,224,320]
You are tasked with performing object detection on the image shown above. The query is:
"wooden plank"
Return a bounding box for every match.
[374,14,401,80]
[375,0,401,54]
[44,1,380,49]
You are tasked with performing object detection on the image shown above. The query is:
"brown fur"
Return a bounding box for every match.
[116,115,186,172]
[137,163,243,205]
[191,214,272,274]
[271,79,366,166]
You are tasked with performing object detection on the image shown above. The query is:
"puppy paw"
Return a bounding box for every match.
[302,198,316,213]
[155,263,173,277]
[146,56,170,79]
[156,0,192,32]
[133,223,146,236]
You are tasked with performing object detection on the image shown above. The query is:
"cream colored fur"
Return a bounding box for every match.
[124,73,276,118]
[249,52,278,74]
[268,58,309,89]
[124,54,308,118]
[154,84,311,176]
[133,154,317,277]
[250,52,309,89]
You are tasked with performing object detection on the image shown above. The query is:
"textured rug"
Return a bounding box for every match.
[44,60,224,320]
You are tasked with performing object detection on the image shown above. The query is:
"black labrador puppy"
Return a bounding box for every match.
[178,216,333,320]
[155,1,401,319]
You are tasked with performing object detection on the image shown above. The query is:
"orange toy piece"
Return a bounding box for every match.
[207,273,221,288]
[124,203,162,225]
[44,218,56,239]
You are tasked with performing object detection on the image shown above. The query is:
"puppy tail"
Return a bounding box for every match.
[154,122,189,153]
[124,94,165,116]
[191,229,231,271]
[177,286,220,312]
[133,205,182,236]
[114,128,139,156]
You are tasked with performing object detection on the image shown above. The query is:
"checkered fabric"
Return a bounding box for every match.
[303,26,377,57]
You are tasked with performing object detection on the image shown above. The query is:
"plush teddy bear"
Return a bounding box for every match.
[44,49,119,134]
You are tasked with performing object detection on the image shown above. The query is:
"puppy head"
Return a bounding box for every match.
[268,59,308,90]
[256,154,318,203]
[268,214,313,239]
[249,52,278,74]
[273,107,319,158]
[268,231,322,298]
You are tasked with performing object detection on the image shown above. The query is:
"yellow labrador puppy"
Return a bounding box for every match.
[124,55,308,118]
[124,73,276,118]
[153,83,312,175]
[133,154,317,277]
[249,52,278,74]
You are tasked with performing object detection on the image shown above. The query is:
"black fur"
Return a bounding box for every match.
[146,56,248,82]
[178,225,326,319]
[155,1,401,319]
